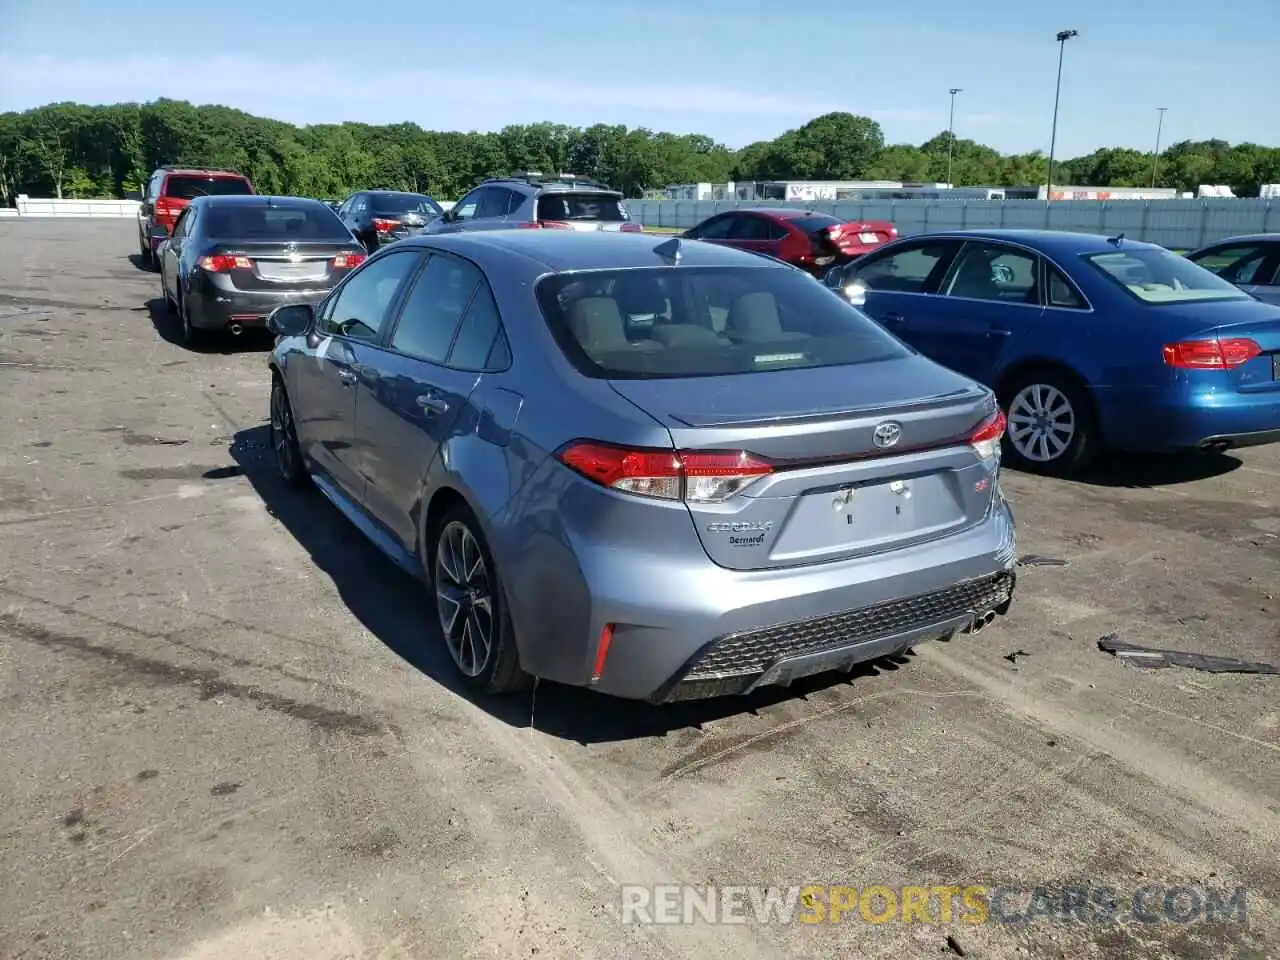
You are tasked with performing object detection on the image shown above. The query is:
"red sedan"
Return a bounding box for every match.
[683,208,897,276]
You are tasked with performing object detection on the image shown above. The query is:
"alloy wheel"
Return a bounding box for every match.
[434,521,494,678]
[1008,383,1076,463]
[270,384,296,479]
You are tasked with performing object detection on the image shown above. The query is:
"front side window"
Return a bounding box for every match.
[319,250,420,341]
[536,265,909,380]
[1187,244,1273,284]
[851,241,957,294]
[692,215,735,240]
[1084,247,1250,304]
[451,189,484,221]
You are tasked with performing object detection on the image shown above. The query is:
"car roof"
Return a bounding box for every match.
[161,168,247,179]
[1190,233,1280,248]
[905,228,1167,254]
[367,190,433,198]
[740,207,838,220]
[401,231,790,272]
[193,195,324,207]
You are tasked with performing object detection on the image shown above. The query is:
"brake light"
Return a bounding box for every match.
[1162,338,1261,369]
[198,254,252,272]
[555,441,772,502]
[332,253,366,269]
[372,218,398,233]
[825,224,844,239]
[155,199,181,223]
[969,410,1007,460]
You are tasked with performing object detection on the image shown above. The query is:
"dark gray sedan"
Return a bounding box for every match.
[264,232,1017,702]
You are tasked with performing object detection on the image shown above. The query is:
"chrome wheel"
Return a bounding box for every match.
[434,521,494,678]
[1008,383,1075,463]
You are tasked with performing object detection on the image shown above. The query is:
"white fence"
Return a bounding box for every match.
[4,195,141,218]
[625,198,1280,250]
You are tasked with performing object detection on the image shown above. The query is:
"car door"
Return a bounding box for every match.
[907,240,1046,383]
[162,207,194,302]
[289,249,423,502]
[842,238,962,347]
[722,214,777,259]
[354,251,509,547]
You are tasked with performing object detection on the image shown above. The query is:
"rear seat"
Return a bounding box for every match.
[568,297,663,355]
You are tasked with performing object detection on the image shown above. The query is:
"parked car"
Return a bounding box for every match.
[336,191,445,253]
[138,166,254,268]
[823,229,1280,475]
[1185,234,1280,306]
[263,231,1016,702]
[683,208,897,277]
[158,195,367,346]
[426,172,644,234]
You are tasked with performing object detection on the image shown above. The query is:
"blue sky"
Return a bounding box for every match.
[0,0,1275,157]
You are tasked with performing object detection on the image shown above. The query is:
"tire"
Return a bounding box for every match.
[429,504,528,695]
[178,291,205,348]
[1000,369,1098,476]
[269,377,308,489]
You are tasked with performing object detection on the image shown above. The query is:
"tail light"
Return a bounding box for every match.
[372,218,398,233]
[1162,338,1261,369]
[825,224,845,240]
[619,222,643,233]
[155,199,181,223]
[969,410,1007,460]
[198,254,252,272]
[555,441,772,503]
[332,253,366,269]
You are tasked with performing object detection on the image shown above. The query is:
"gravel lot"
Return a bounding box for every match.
[1,219,1277,960]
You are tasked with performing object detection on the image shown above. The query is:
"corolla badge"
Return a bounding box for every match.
[872,421,903,449]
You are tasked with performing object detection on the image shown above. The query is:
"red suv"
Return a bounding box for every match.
[138,167,254,267]
[683,208,897,276]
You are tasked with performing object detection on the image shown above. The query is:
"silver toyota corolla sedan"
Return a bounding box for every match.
[264,230,1017,702]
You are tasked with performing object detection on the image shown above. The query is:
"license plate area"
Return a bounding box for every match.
[256,260,327,282]
[858,231,880,244]
[767,474,966,564]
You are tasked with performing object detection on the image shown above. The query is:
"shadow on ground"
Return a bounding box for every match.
[1015,450,1242,488]
[139,297,272,355]
[226,424,908,744]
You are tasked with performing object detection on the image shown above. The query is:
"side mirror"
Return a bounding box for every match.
[267,303,315,337]
[823,265,845,289]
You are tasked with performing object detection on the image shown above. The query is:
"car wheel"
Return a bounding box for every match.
[1001,371,1098,476]
[269,377,308,489]
[140,233,152,266]
[431,505,528,695]
[178,291,204,348]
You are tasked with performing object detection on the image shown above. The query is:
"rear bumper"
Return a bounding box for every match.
[497,466,1018,702]
[188,280,332,331]
[1095,386,1280,452]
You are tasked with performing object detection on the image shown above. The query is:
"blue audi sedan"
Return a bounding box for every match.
[824,229,1280,475]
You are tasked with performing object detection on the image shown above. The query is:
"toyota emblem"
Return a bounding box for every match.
[872,421,903,449]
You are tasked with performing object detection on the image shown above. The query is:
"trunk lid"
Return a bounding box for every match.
[204,241,365,291]
[608,357,1001,571]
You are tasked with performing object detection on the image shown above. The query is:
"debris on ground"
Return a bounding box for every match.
[945,932,970,956]
[1016,554,1069,568]
[1003,650,1030,664]
[1097,634,1280,675]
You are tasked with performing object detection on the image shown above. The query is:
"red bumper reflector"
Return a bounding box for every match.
[591,624,615,682]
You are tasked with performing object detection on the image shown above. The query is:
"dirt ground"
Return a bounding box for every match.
[0,219,1276,960]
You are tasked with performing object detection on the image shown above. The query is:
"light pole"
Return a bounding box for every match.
[1046,28,1078,203]
[1150,107,1167,188]
[946,88,962,187]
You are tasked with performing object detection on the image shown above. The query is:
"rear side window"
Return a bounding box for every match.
[205,203,351,240]
[535,266,909,380]
[163,175,252,200]
[536,192,628,223]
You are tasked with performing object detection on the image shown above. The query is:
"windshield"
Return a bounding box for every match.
[1083,247,1250,304]
[205,203,353,240]
[537,193,629,223]
[535,266,910,380]
[371,193,443,217]
[163,175,252,200]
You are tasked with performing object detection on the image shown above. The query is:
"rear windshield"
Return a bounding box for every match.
[371,193,443,217]
[163,175,252,200]
[204,203,352,240]
[1083,247,1250,304]
[782,213,845,234]
[536,266,909,380]
[536,192,628,223]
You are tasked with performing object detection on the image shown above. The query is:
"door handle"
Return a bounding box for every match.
[417,393,449,415]
[336,367,358,385]
[986,327,1012,338]
[880,312,905,325]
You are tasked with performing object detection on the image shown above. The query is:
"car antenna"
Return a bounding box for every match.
[1107,232,1125,246]
[654,236,682,263]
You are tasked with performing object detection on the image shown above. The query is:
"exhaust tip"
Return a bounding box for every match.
[229,323,243,336]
